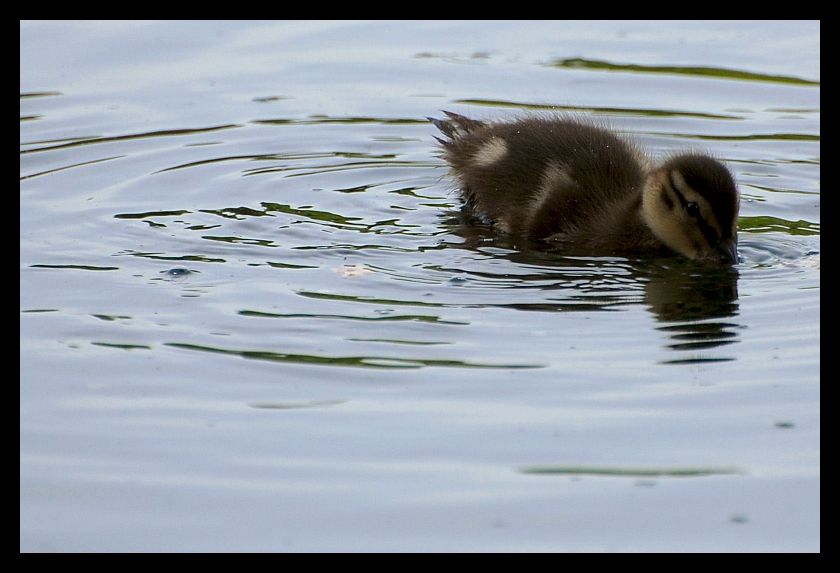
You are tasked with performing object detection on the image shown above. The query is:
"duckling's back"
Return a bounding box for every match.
[434,113,655,250]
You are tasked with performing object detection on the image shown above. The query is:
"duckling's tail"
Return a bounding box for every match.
[428,111,486,146]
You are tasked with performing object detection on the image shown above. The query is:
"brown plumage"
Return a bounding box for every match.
[432,111,740,264]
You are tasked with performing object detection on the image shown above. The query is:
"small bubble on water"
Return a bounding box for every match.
[162,267,194,277]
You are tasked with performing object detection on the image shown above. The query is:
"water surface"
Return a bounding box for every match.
[20,20,819,552]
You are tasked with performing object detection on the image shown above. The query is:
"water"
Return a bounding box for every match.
[20,21,819,552]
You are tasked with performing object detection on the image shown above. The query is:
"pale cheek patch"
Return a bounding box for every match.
[643,173,699,260]
[472,136,508,166]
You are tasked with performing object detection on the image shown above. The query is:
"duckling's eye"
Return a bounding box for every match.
[685,202,701,218]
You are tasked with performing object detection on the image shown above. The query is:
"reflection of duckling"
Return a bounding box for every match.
[432,111,740,264]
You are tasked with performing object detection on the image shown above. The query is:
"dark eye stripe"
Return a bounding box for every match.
[668,171,721,248]
[660,186,674,210]
[696,216,720,249]
[667,171,689,210]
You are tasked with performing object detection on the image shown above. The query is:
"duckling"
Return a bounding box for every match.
[431,111,739,264]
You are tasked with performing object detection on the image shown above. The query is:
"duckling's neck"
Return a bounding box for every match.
[613,192,663,250]
[641,169,664,226]
[565,191,661,254]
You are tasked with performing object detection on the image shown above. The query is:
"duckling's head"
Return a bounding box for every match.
[642,154,740,264]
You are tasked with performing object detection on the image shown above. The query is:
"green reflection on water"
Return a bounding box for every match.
[551,58,819,86]
[265,261,319,270]
[20,91,63,98]
[115,210,191,219]
[29,264,119,271]
[297,290,448,308]
[21,124,241,154]
[659,356,735,365]
[346,338,450,346]
[92,342,151,350]
[117,251,227,263]
[454,98,740,120]
[740,216,820,236]
[199,206,274,219]
[239,309,465,325]
[521,465,742,477]
[261,202,363,226]
[201,235,278,247]
[21,155,125,181]
[166,342,541,370]
[277,160,439,178]
[91,314,131,321]
[653,132,820,142]
[253,115,428,126]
